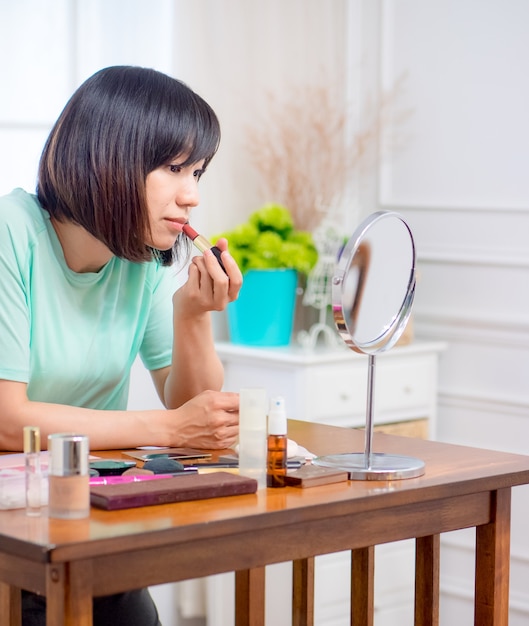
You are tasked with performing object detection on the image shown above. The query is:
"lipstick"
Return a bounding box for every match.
[182,223,227,274]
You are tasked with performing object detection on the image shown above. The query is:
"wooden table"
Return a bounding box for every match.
[1,420,529,626]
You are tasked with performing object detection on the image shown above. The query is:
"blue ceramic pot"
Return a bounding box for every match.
[227,269,298,346]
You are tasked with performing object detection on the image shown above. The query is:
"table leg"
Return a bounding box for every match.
[351,546,374,626]
[415,534,440,626]
[46,561,93,626]
[235,567,265,626]
[475,488,511,626]
[0,582,21,626]
[292,557,315,626]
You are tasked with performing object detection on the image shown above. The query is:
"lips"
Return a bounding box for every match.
[165,219,185,232]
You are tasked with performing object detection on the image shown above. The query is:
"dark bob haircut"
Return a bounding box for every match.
[37,65,221,265]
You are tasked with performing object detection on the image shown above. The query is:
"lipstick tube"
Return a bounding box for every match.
[182,223,227,274]
[89,470,197,486]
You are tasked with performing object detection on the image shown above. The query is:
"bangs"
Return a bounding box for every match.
[147,86,221,171]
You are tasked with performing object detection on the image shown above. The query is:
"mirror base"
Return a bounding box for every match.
[313,452,425,481]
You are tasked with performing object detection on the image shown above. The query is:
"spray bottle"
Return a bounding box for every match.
[267,396,288,488]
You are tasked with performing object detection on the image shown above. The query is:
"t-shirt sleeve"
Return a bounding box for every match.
[0,207,31,383]
[138,264,181,371]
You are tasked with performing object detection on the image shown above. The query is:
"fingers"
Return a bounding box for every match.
[188,254,241,309]
[213,237,229,252]
[212,390,239,412]
[168,391,239,450]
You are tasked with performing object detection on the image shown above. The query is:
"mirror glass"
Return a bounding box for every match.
[333,211,415,355]
[315,211,425,480]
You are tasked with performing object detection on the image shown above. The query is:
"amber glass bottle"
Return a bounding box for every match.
[267,396,287,488]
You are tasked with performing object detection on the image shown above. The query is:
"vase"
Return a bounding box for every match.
[227,269,298,346]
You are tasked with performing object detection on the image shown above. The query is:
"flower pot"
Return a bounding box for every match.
[228,269,298,346]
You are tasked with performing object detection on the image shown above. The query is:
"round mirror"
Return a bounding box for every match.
[314,211,425,480]
[333,211,416,354]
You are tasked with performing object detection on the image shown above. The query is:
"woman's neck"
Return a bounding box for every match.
[50,217,114,273]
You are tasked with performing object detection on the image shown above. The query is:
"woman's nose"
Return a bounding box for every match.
[177,176,200,208]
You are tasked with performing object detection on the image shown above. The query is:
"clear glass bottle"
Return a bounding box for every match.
[267,396,287,488]
[238,388,268,489]
[24,426,42,517]
[48,433,90,519]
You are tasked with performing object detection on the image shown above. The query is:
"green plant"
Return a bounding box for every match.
[212,204,318,275]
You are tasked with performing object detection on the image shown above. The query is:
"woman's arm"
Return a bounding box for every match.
[0,379,239,451]
[160,243,242,409]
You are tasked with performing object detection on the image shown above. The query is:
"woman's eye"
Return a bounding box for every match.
[194,169,205,180]
[169,164,182,173]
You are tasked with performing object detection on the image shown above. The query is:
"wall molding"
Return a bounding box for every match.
[440,580,529,618]
[441,538,529,617]
[415,312,529,348]
[379,205,529,266]
[381,202,529,215]
[438,390,529,419]
[439,537,529,615]
[443,535,529,567]
[418,250,529,269]
[440,582,529,619]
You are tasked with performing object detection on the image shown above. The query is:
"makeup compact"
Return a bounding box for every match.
[89,460,137,476]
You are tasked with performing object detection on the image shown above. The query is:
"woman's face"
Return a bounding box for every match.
[144,158,205,250]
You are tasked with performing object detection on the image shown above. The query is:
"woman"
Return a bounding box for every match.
[0,65,242,625]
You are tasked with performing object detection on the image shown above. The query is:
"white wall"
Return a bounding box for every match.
[376,1,529,623]
[0,0,176,194]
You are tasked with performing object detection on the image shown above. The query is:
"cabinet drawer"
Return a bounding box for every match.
[304,357,435,422]
[305,365,367,419]
[375,357,434,413]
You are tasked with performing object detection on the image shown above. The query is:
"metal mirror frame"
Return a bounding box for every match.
[313,211,425,480]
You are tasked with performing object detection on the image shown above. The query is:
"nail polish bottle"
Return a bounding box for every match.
[48,434,90,519]
[24,426,42,517]
[267,396,287,488]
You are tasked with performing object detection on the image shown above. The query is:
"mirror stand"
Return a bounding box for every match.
[312,210,426,480]
[315,354,425,480]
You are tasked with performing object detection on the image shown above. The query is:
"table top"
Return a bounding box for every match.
[1,420,529,568]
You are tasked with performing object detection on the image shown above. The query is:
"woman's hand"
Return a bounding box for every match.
[166,390,239,449]
[175,238,243,318]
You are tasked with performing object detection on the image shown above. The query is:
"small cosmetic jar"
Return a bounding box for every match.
[48,433,90,519]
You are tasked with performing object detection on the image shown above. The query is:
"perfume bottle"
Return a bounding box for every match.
[48,433,90,519]
[24,426,42,517]
[267,396,287,488]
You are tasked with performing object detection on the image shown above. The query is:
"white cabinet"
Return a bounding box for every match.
[216,340,445,436]
[207,341,445,626]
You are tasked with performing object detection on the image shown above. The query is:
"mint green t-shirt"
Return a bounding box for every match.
[0,189,175,410]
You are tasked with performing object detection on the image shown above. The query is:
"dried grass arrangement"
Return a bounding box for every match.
[245,77,410,232]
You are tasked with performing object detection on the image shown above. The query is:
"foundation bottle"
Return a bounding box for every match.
[267,396,287,488]
[48,433,90,519]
